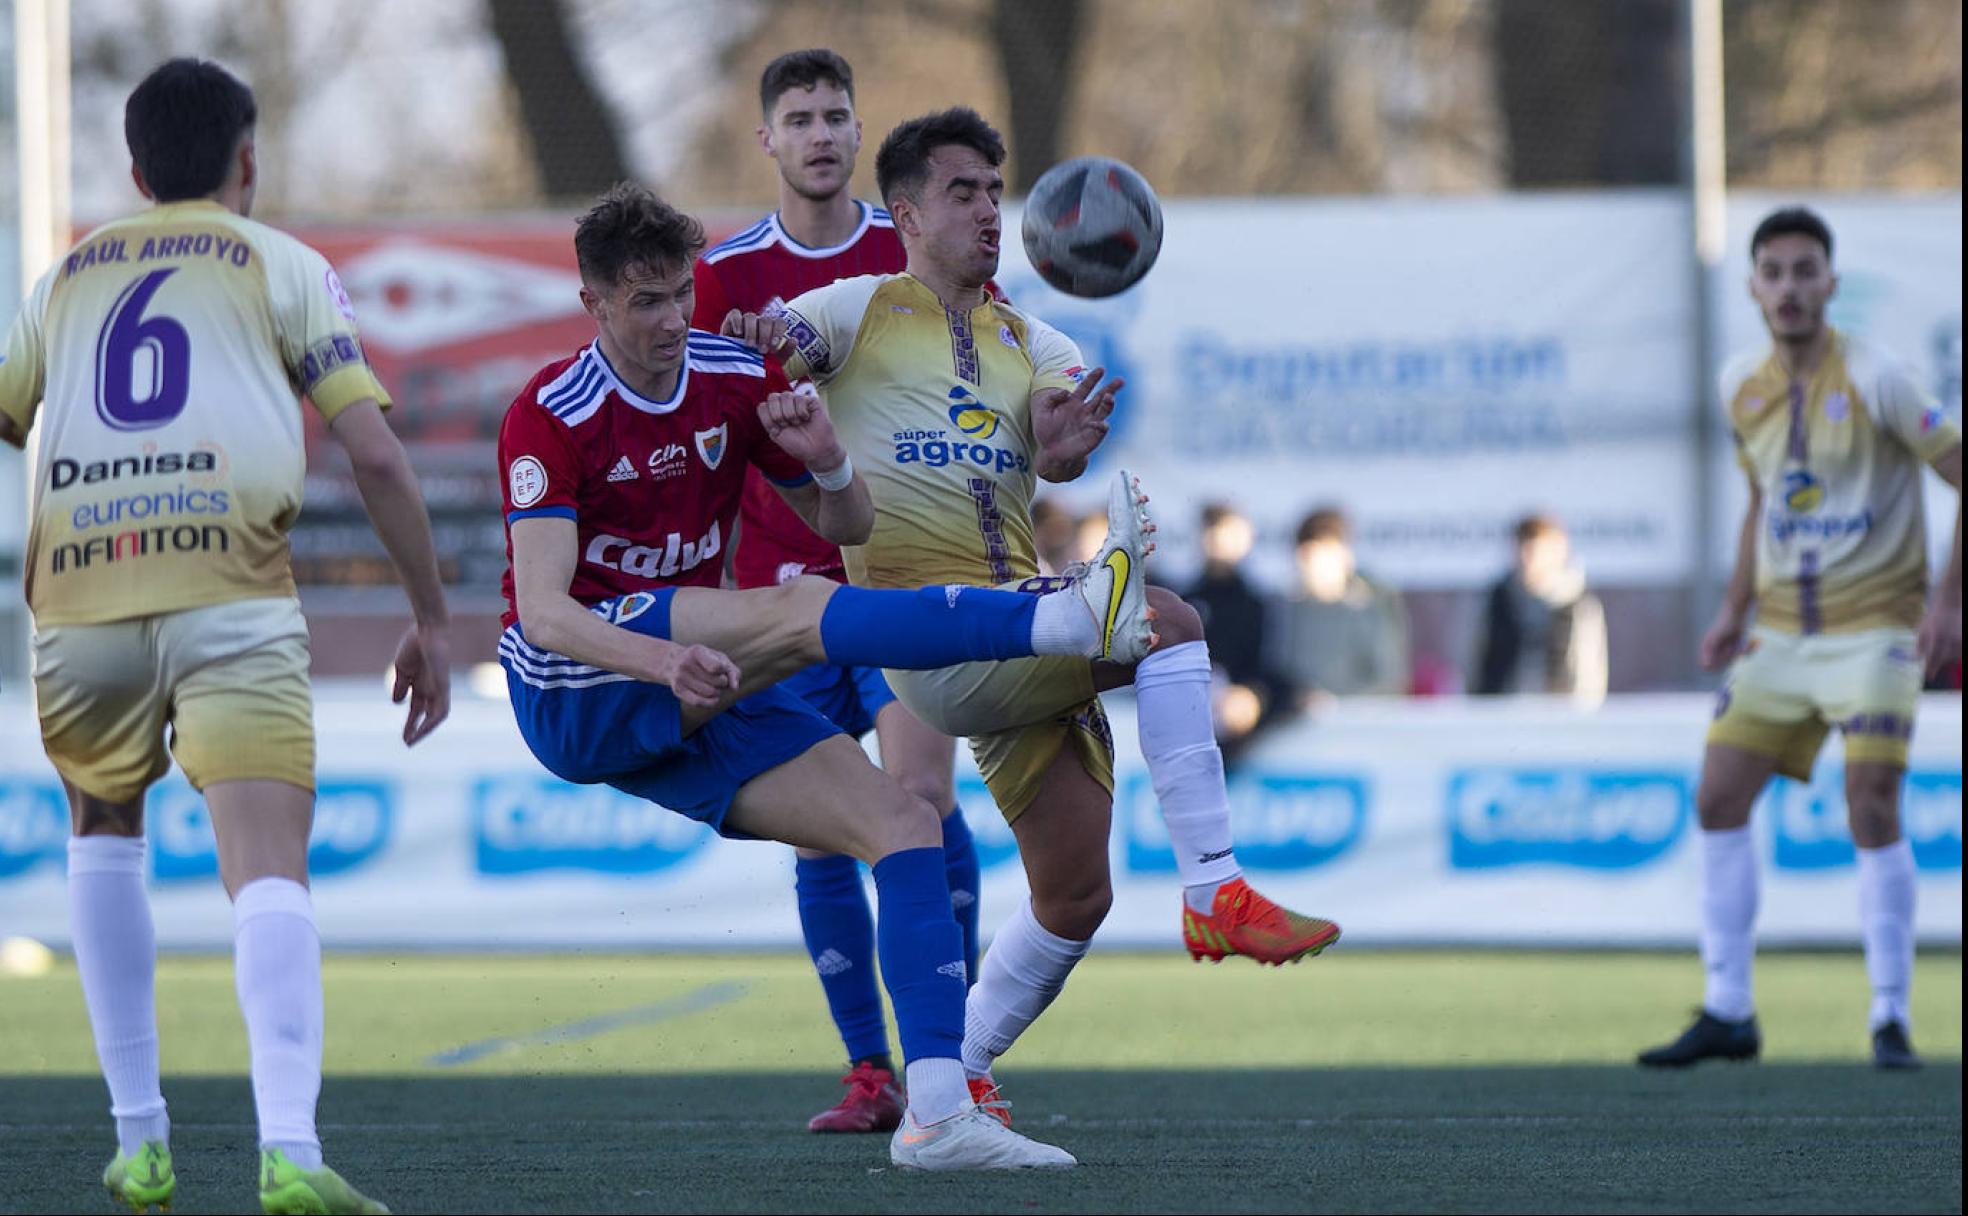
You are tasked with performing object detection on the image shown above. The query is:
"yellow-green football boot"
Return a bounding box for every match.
[257,1148,390,1215]
[102,1140,175,1213]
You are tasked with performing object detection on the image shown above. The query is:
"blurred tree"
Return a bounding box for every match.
[486,0,632,199]
[1492,0,1683,187]
[992,0,1085,190]
[1723,0,1962,189]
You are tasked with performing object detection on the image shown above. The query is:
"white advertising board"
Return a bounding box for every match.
[998,192,1702,589]
[0,690,1957,950]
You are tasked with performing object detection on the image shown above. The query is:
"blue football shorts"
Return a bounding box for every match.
[499,589,842,836]
[777,660,899,738]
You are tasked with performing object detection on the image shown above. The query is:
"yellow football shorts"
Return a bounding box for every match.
[32,596,316,803]
[1706,626,1924,780]
[885,650,1114,825]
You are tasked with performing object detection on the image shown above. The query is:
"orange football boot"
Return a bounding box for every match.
[1183,878,1340,965]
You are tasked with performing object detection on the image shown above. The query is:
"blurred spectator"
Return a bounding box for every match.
[1270,507,1410,706]
[1472,513,1608,705]
[1073,509,1109,571]
[1176,502,1293,764]
[1031,496,1080,576]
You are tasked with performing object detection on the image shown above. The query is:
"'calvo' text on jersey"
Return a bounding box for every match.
[585,521,722,579]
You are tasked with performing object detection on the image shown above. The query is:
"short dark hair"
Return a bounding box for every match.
[1199,501,1247,530]
[1296,507,1350,548]
[124,58,257,203]
[759,49,855,119]
[1750,207,1833,264]
[1514,513,1564,546]
[875,107,1006,207]
[573,184,706,290]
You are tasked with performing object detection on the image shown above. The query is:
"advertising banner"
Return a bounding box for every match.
[0,692,1957,950]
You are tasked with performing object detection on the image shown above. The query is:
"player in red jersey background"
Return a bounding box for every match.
[693,50,985,1135]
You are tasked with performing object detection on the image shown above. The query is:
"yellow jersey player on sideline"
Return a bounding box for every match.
[0,59,450,1213]
[727,107,1341,1132]
[1638,206,1962,1074]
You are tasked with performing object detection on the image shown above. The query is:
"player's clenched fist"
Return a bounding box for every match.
[721,308,790,357]
[758,388,845,471]
[656,641,740,707]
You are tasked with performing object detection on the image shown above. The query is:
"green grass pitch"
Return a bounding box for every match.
[2,950,1959,1213]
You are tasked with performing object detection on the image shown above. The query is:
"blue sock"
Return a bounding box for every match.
[871,847,967,1064]
[941,809,981,986]
[819,586,1037,669]
[793,854,889,1064]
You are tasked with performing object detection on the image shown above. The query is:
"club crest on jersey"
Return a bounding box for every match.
[608,592,659,624]
[1823,392,1849,422]
[998,324,1019,350]
[695,424,728,470]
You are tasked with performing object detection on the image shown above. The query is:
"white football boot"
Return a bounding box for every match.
[1072,467,1157,664]
[889,1106,1078,1170]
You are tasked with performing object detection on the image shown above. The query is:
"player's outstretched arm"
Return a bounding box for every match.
[1031,366,1123,483]
[509,516,738,707]
[328,400,453,743]
[1918,442,1962,679]
[1701,476,1762,672]
[760,388,874,545]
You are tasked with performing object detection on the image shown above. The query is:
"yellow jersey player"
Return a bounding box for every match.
[730,107,1342,1126]
[1639,207,1962,1073]
[0,59,452,1212]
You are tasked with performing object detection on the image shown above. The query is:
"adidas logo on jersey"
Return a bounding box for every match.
[606,456,639,483]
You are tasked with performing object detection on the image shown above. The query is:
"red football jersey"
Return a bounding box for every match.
[497,332,807,629]
[693,201,907,588]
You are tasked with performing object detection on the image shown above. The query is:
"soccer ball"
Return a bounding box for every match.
[1021,157,1163,298]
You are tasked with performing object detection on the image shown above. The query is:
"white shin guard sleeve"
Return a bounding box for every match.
[68,836,169,1155]
[233,877,324,1156]
[961,898,1091,1076]
[1698,826,1759,1021]
[1132,641,1241,888]
[1856,839,1916,1031]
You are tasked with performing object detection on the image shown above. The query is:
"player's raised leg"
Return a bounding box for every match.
[1638,743,1772,1067]
[1847,761,1921,1069]
[1093,469,1340,966]
[663,529,1155,720]
[725,739,1075,1169]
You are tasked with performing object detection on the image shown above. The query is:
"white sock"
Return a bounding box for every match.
[68,836,170,1156]
[961,897,1091,1077]
[1856,839,1916,1032]
[1030,588,1098,656]
[233,877,324,1170]
[1699,826,1758,1022]
[903,1057,970,1125]
[1133,641,1243,906]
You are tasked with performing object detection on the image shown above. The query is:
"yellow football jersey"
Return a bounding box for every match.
[778,274,1084,589]
[1721,328,1960,635]
[0,200,390,626]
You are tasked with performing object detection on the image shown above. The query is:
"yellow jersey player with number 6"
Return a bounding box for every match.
[1638,207,1961,1075]
[0,59,451,1214]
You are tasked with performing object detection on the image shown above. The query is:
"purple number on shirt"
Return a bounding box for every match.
[95,269,191,431]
